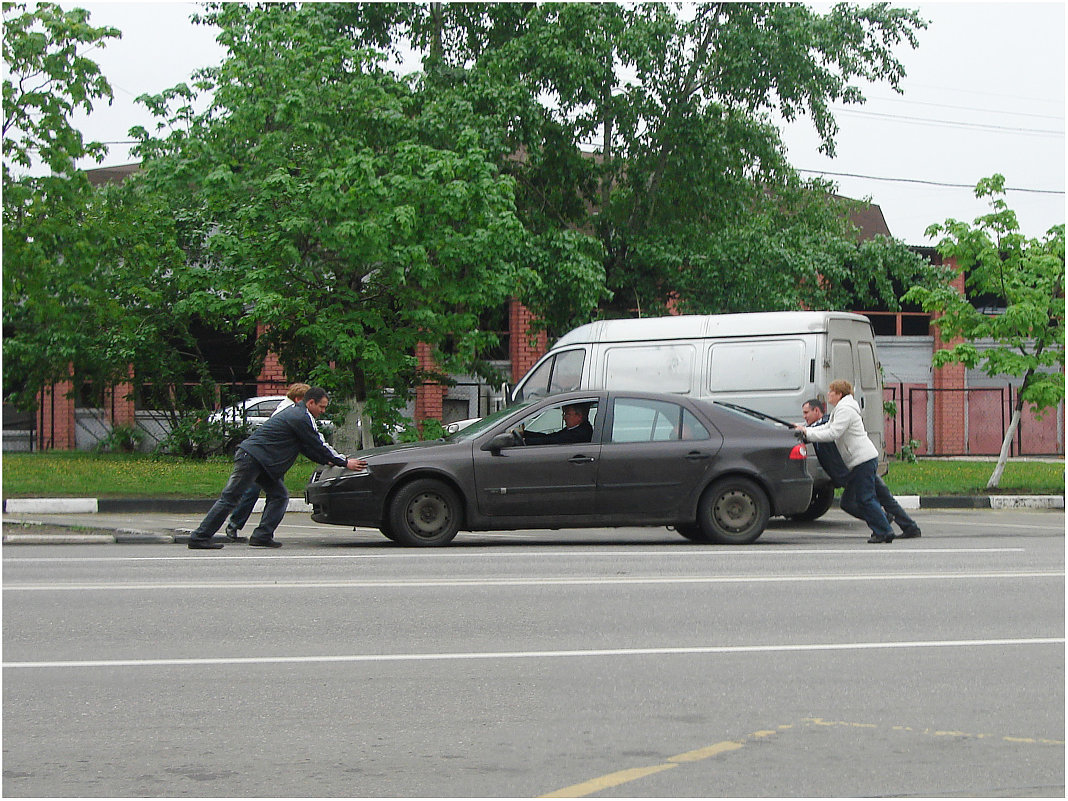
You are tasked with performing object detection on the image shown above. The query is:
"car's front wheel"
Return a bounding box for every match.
[698,477,771,544]
[387,478,462,547]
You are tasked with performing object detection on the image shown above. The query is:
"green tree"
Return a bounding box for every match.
[904,175,1065,488]
[2,2,122,407]
[132,3,604,449]
[347,2,930,324]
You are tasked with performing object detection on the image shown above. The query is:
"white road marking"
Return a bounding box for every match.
[3,570,1061,592]
[0,546,1030,563]
[4,637,1062,670]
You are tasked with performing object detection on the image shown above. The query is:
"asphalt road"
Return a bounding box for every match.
[3,508,1064,797]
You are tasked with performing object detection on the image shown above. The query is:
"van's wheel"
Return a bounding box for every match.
[786,484,834,521]
[387,478,462,547]
[378,522,397,542]
[698,477,770,544]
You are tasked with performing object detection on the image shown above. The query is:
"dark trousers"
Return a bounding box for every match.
[227,485,260,532]
[841,475,918,532]
[840,458,894,538]
[190,451,289,542]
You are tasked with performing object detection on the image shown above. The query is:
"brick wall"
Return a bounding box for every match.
[256,325,288,394]
[508,299,548,383]
[931,265,967,454]
[36,365,76,450]
[414,341,446,426]
[105,365,137,427]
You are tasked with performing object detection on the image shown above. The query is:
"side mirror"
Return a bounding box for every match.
[483,433,515,453]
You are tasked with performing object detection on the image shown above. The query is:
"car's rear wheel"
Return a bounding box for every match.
[698,477,770,544]
[387,478,462,547]
[378,521,397,542]
[786,483,834,521]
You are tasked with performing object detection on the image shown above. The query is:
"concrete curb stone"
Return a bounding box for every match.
[1,494,1062,545]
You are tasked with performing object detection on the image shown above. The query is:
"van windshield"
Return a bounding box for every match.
[514,349,585,401]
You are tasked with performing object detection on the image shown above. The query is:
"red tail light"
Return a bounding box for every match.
[789,443,807,460]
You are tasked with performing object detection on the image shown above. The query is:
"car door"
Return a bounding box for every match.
[472,398,601,518]
[596,396,722,520]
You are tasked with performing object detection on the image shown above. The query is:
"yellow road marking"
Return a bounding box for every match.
[539,763,678,798]
[538,719,1062,797]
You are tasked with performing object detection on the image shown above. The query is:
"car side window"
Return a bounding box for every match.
[248,400,281,417]
[610,398,707,443]
[519,402,598,437]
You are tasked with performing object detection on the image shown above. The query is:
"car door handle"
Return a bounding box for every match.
[685,451,710,461]
[568,455,596,464]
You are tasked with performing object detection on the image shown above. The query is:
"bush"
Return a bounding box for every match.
[92,424,145,454]
[153,414,252,459]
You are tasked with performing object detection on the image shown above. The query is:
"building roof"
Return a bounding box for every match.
[85,163,141,186]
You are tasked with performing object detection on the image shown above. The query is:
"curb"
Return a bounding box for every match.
[1,495,1062,546]
[3,497,313,515]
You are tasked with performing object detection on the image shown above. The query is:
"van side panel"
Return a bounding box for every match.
[602,343,697,394]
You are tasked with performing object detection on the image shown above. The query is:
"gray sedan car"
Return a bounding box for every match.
[305,390,812,546]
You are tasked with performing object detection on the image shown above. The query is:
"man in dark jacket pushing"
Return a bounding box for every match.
[188,387,366,549]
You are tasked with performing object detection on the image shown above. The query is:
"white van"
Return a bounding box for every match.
[511,311,886,520]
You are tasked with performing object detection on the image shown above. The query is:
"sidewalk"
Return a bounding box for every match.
[2,494,1063,545]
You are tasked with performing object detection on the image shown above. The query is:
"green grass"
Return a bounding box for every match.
[882,459,1064,496]
[2,451,1063,499]
[1,452,322,498]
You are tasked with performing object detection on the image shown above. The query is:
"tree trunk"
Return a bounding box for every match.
[986,405,1021,489]
[987,370,1033,489]
[332,395,363,454]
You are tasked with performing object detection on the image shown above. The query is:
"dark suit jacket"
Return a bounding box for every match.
[809,413,850,486]
[523,421,593,446]
[237,402,349,479]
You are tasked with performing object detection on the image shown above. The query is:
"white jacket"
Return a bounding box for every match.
[803,393,878,469]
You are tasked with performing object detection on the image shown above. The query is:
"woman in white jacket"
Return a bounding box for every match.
[794,379,896,543]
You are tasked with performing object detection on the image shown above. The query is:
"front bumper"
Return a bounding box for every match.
[304,469,379,527]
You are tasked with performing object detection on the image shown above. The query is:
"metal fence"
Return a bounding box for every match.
[884,383,1065,457]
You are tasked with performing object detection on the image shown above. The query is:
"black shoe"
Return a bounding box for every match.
[188,538,224,550]
[867,534,894,544]
[224,526,240,541]
[249,538,282,548]
[898,526,921,539]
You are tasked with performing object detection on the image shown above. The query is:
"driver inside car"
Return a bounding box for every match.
[519,403,594,445]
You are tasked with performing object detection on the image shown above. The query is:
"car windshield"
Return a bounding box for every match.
[447,400,538,442]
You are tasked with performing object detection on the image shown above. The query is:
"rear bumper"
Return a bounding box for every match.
[773,477,814,517]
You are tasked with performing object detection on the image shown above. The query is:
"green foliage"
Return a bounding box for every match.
[131,3,606,441]
[896,439,921,464]
[2,2,126,408]
[904,175,1066,417]
[91,424,145,454]
[2,2,119,174]
[153,415,252,460]
[361,2,928,323]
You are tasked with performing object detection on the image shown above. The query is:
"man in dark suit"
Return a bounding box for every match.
[188,387,366,550]
[522,403,593,445]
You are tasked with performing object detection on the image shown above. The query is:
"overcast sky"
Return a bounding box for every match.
[61,1,1066,246]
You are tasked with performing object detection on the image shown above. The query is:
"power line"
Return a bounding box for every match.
[798,168,1065,195]
[835,108,1064,137]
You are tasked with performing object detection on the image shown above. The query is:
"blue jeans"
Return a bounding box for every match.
[840,475,918,532]
[840,458,894,538]
[190,451,289,542]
